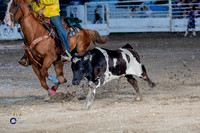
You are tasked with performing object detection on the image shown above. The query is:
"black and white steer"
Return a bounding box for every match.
[71,44,155,109]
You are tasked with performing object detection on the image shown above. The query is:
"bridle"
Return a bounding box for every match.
[7,1,32,25]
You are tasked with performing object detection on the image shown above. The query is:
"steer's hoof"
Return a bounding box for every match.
[134,93,142,101]
[85,98,94,110]
[149,81,156,88]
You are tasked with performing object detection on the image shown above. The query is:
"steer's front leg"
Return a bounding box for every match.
[85,81,97,109]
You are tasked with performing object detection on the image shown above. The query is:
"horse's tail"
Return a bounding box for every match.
[83,29,108,45]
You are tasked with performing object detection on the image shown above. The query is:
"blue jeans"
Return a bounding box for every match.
[50,16,71,54]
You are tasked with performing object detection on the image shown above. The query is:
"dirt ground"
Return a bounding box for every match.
[0,32,200,133]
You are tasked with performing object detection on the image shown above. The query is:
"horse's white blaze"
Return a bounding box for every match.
[119,48,142,77]
[4,0,14,26]
[95,47,120,84]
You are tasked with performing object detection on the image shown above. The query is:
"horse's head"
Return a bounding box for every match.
[4,0,31,27]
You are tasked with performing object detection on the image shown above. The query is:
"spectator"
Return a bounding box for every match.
[137,7,145,18]
[94,9,102,24]
[172,5,179,19]
[185,6,196,36]
[183,9,189,18]
[177,2,184,18]
[145,6,153,18]
[130,8,138,18]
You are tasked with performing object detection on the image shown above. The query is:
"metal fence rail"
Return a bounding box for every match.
[83,0,200,35]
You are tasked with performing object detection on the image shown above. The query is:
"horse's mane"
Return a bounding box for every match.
[21,0,42,23]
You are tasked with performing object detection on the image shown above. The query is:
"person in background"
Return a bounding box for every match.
[94,9,102,24]
[145,6,153,18]
[137,7,145,18]
[130,7,138,18]
[19,0,71,66]
[176,2,184,18]
[185,6,196,37]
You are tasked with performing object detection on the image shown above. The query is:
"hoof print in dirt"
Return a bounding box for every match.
[51,92,74,102]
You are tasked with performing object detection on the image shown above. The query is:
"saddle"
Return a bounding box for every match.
[63,17,82,38]
[40,16,82,54]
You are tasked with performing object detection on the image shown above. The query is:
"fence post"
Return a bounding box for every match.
[106,3,110,34]
[84,4,87,25]
[169,0,172,32]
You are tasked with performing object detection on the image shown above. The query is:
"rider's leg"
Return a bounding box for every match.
[50,16,71,61]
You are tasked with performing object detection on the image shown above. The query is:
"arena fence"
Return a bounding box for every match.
[82,0,200,35]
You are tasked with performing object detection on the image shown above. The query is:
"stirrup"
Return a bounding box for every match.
[65,50,72,58]
[61,55,71,61]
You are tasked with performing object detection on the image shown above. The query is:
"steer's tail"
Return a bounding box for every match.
[83,29,108,45]
[141,65,155,87]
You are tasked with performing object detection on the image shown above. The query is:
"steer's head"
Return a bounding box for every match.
[4,0,29,27]
[71,53,92,85]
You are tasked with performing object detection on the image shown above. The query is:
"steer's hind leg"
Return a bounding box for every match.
[141,65,155,87]
[126,75,142,101]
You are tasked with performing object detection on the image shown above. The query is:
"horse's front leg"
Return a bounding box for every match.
[32,64,51,101]
[54,60,66,83]
[40,56,58,97]
[50,60,67,90]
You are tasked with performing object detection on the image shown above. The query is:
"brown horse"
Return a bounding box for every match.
[4,0,107,100]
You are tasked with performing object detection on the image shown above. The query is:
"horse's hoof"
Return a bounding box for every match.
[58,76,67,84]
[44,95,51,102]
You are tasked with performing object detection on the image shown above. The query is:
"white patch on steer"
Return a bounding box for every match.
[95,47,120,84]
[96,78,101,88]
[113,58,117,68]
[119,48,142,77]
[84,54,92,61]
[4,0,14,26]
[72,57,81,64]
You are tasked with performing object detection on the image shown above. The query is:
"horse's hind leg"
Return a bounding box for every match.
[76,32,90,56]
[125,75,142,101]
[141,65,155,87]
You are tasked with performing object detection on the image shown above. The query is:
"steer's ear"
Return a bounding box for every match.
[84,53,92,61]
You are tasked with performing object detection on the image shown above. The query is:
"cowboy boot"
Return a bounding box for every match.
[18,54,29,67]
[192,28,196,36]
[184,30,188,37]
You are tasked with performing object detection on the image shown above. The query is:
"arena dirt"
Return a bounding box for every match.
[0,32,200,133]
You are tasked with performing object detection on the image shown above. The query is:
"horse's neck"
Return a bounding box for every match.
[20,14,46,45]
